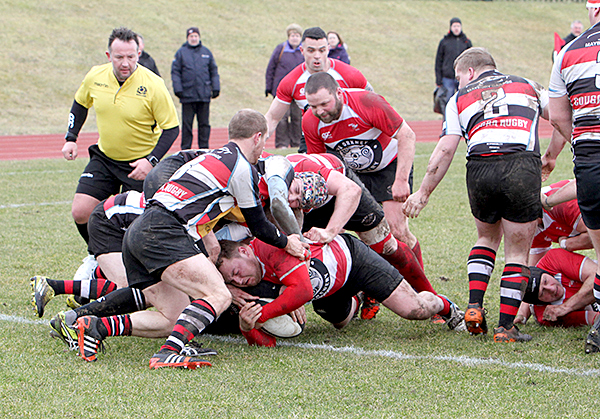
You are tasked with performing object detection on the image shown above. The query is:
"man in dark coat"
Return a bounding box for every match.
[435,17,472,107]
[137,34,160,76]
[171,27,220,149]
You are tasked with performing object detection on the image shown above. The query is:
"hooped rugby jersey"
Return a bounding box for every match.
[533,248,596,327]
[276,59,370,111]
[549,21,600,145]
[304,89,403,173]
[443,70,547,156]
[531,180,583,253]
[150,142,262,240]
[103,190,146,230]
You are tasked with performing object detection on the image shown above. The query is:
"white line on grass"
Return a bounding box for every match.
[0,169,76,176]
[4,313,599,377]
[0,201,71,209]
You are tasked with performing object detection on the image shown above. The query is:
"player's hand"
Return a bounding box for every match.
[391,179,410,203]
[403,190,429,219]
[541,155,556,182]
[303,227,336,244]
[285,234,311,260]
[128,158,153,181]
[226,284,259,309]
[62,142,78,160]
[289,305,307,325]
[542,304,565,322]
[239,301,262,332]
[513,314,528,325]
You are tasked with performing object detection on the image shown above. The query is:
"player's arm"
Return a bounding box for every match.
[403,134,461,218]
[543,257,596,322]
[62,100,89,160]
[265,99,290,140]
[514,302,532,325]
[558,232,593,253]
[541,129,569,181]
[304,171,361,244]
[391,122,416,203]
[548,95,573,147]
[542,180,576,210]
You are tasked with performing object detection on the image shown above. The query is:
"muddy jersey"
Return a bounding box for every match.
[276,59,370,111]
[252,235,352,300]
[533,248,597,327]
[549,21,600,145]
[443,70,547,157]
[531,180,583,253]
[103,190,146,230]
[150,142,262,240]
[304,89,403,173]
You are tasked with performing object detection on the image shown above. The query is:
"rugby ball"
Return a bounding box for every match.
[257,298,305,338]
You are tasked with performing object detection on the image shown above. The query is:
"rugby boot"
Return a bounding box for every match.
[493,325,533,342]
[180,341,218,357]
[75,316,106,362]
[464,303,488,335]
[49,311,78,351]
[360,295,380,320]
[149,349,212,370]
[30,275,55,318]
[585,314,600,354]
[439,297,466,332]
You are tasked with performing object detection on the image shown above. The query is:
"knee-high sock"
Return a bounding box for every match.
[95,315,133,339]
[594,274,600,306]
[161,299,217,353]
[467,246,496,306]
[498,263,529,328]
[46,277,117,299]
[412,240,424,269]
[371,236,436,294]
[72,287,146,319]
[75,221,89,244]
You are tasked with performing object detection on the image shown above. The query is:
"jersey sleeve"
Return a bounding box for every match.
[357,92,404,137]
[149,76,180,130]
[275,66,302,105]
[74,69,95,109]
[333,59,368,89]
[537,248,586,282]
[229,162,262,209]
[303,112,327,154]
[441,95,462,137]
[549,48,568,98]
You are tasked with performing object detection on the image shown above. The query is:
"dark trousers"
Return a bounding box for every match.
[181,101,211,149]
[275,104,302,148]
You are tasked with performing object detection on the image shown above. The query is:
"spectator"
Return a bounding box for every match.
[265,24,304,149]
[171,27,220,149]
[137,34,160,76]
[327,31,350,64]
[563,20,584,45]
[435,17,472,109]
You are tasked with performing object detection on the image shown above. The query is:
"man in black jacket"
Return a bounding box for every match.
[171,27,220,149]
[137,34,160,76]
[435,17,472,110]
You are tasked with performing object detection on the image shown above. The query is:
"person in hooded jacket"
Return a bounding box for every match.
[435,17,472,105]
[171,27,220,150]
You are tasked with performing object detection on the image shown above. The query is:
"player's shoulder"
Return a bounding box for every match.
[84,63,112,79]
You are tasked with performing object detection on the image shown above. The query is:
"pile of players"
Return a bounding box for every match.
[29,8,600,369]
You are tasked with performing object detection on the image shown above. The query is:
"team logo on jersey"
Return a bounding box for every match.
[321,132,333,140]
[348,123,359,131]
[136,86,147,96]
[309,258,332,300]
[94,82,109,88]
[335,139,382,172]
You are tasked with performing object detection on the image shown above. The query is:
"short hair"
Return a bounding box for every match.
[305,72,340,96]
[327,31,343,46]
[108,27,139,51]
[454,47,496,73]
[228,109,267,140]
[286,23,303,37]
[302,27,327,43]
[215,239,243,270]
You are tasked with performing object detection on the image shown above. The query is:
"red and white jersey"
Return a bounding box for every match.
[103,190,146,231]
[276,59,370,111]
[444,70,547,156]
[251,235,352,300]
[304,89,403,173]
[533,248,596,327]
[549,21,600,144]
[151,142,261,241]
[531,180,583,253]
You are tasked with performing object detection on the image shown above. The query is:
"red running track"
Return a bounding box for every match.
[0,119,553,161]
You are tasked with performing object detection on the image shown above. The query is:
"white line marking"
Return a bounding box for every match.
[0,169,76,176]
[0,201,71,209]
[4,313,598,376]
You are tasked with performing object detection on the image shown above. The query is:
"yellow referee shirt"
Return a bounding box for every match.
[74,63,179,161]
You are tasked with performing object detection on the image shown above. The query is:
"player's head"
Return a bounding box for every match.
[305,72,343,123]
[228,109,268,163]
[216,240,262,287]
[107,27,140,82]
[286,23,303,48]
[300,27,329,73]
[449,17,462,36]
[453,47,496,89]
[288,172,328,210]
[521,267,565,304]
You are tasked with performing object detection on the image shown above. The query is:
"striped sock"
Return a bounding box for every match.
[46,278,117,299]
[161,299,217,354]
[97,315,132,338]
[594,274,600,306]
[467,246,496,306]
[498,263,528,328]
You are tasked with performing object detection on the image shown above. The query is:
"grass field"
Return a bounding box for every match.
[0,0,588,135]
[2,138,600,419]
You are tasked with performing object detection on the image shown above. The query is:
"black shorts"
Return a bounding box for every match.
[76,145,144,201]
[573,144,600,229]
[87,203,125,257]
[302,168,385,233]
[355,159,414,203]
[122,205,206,290]
[466,152,541,224]
[311,234,402,324]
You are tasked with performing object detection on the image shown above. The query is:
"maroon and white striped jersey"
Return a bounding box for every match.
[150,142,261,240]
[103,190,146,230]
[549,21,600,144]
[443,70,547,156]
[276,59,370,111]
[303,89,403,173]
